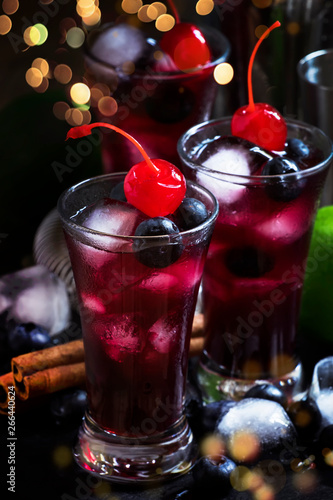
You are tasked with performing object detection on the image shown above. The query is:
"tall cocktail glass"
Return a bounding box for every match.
[57,172,218,482]
[84,23,230,172]
[178,117,333,402]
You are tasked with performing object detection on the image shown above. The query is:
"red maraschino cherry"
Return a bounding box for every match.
[66,123,186,218]
[231,21,287,152]
[159,0,211,72]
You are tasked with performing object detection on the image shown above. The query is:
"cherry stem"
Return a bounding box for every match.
[66,122,159,174]
[247,21,281,112]
[167,0,180,24]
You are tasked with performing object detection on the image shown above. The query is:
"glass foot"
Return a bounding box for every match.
[74,412,197,483]
[197,351,305,404]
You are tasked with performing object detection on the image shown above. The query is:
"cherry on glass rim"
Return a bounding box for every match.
[231,21,287,152]
[66,122,186,218]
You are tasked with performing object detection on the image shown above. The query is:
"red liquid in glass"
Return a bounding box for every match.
[66,230,206,436]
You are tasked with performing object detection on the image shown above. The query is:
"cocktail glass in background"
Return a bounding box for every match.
[57,173,218,482]
[83,23,230,172]
[178,117,333,402]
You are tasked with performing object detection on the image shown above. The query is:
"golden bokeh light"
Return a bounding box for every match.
[214,62,234,85]
[2,0,19,15]
[255,24,270,40]
[34,77,49,93]
[25,67,43,88]
[70,82,91,105]
[196,0,214,16]
[82,7,101,27]
[53,101,70,120]
[229,430,261,463]
[122,60,135,75]
[155,13,175,32]
[137,5,151,22]
[287,21,300,36]
[147,2,167,20]
[32,58,49,77]
[200,434,226,461]
[76,0,96,18]
[0,15,12,35]
[252,0,272,7]
[292,469,317,494]
[66,26,85,48]
[92,82,110,97]
[230,466,252,492]
[98,96,118,116]
[121,0,142,15]
[54,64,73,84]
[269,354,295,377]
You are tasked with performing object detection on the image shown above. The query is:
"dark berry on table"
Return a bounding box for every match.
[316,424,333,466]
[133,217,183,268]
[262,157,304,202]
[110,181,127,202]
[30,326,52,350]
[8,323,51,355]
[174,198,208,231]
[287,138,310,160]
[244,383,287,409]
[225,246,274,278]
[145,84,195,123]
[196,400,237,436]
[50,389,87,425]
[287,396,322,444]
[192,455,236,495]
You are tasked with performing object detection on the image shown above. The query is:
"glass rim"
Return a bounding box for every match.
[57,172,219,241]
[177,116,333,183]
[83,22,231,79]
[298,48,333,90]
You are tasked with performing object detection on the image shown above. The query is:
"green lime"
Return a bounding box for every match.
[299,205,333,343]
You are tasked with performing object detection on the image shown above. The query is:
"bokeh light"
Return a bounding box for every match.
[229,430,261,462]
[66,26,85,48]
[2,0,19,15]
[287,22,300,35]
[54,64,73,84]
[255,24,270,40]
[82,8,101,27]
[98,96,118,116]
[121,0,142,14]
[214,62,234,85]
[196,0,214,16]
[70,82,91,105]
[200,434,226,460]
[137,5,151,22]
[230,466,252,491]
[34,23,48,45]
[252,0,272,7]
[23,26,40,46]
[25,67,43,88]
[0,15,12,35]
[34,77,49,93]
[53,101,70,120]
[32,58,49,77]
[147,2,167,20]
[52,445,73,468]
[155,13,175,32]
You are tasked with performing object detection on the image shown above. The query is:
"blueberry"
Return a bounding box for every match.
[110,181,127,202]
[50,389,87,425]
[225,246,274,278]
[244,383,287,409]
[8,323,51,355]
[174,198,208,231]
[287,396,322,445]
[196,400,237,436]
[133,217,183,268]
[287,138,310,160]
[145,83,195,123]
[192,455,236,496]
[316,424,333,467]
[262,157,304,202]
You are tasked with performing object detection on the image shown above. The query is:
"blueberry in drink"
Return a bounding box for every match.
[58,123,218,480]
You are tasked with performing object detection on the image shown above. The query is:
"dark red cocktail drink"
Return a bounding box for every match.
[58,172,218,481]
[178,117,333,401]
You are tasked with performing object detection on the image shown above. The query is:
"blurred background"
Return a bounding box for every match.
[1,0,333,275]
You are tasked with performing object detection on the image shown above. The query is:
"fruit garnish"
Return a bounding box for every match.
[231,21,287,152]
[174,197,208,231]
[133,217,183,268]
[261,157,303,202]
[159,0,211,72]
[66,122,186,217]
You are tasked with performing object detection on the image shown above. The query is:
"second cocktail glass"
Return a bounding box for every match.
[178,117,333,402]
[57,172,218,482]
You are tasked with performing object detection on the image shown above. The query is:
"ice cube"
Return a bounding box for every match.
[216,398,298,463]
[0,265,71,335]
[196,136,271,205]
[254,201,311,244]
[101,313,144,361]
[82,198,144,237]
[139,272,179,292]
[90,24,153,69]
[315,391,333,427]
[309,357,333,427]
[148,314,179,353]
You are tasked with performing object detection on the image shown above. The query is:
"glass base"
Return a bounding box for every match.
[197,351,305,404]
[74,412,197,483]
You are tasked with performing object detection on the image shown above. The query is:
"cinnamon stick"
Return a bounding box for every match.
[11,338,84,382]
[0,372,15,409]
